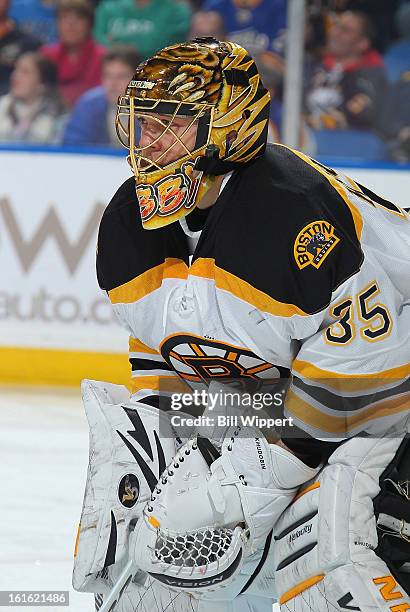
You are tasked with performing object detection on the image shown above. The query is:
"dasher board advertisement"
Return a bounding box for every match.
[0,149,131,385]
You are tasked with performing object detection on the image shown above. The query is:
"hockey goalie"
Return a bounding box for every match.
[72,38,410,611]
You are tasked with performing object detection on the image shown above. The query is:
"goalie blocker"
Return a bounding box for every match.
[73,380,278,612]
[73,379,191,594]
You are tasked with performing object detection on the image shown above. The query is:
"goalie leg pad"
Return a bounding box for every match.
[273,423,410,611]
[73,379,183,593]
[374,437,410,594]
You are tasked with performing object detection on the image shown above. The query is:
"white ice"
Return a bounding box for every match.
[0,387,279,612]
[0,386,94,612]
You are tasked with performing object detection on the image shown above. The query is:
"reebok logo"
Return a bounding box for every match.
[289,524,312,543]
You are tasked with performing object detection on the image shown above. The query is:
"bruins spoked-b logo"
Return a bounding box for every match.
[294,220,340,270]
[160,334,287,389]
[118,473,140,508]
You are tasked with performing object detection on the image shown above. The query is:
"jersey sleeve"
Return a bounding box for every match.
[96,177,189,293]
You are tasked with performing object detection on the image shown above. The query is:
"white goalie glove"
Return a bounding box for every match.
[73,379,191,595]
[130,428,320,597]
[273,418,410,611]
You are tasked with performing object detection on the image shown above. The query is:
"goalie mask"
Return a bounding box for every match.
[116,37,270,229]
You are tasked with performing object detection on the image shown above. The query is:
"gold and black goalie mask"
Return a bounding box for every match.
[116,38,270,229]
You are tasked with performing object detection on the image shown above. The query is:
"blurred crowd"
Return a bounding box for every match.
[0,0,409,161]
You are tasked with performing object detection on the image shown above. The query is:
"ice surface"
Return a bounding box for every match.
[0,386,94,612]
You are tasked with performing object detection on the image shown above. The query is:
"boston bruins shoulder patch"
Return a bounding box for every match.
[294,220,340,270]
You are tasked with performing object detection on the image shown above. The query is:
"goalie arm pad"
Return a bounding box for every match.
[273,419,410,611]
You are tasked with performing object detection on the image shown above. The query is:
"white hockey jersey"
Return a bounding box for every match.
[97,144,410,443]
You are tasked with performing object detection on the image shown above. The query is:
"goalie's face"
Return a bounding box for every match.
[138,113,198,168]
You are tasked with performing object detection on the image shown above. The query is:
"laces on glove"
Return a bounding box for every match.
[147,439,199,513]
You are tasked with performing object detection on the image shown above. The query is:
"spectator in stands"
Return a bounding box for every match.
[305,10,386,131]
[384,3,410,83]
[9,0,58,44]
[0,51,66,142]
[256,50,283,142]
[189,10,226,40]
[378,69,410,162]
[41,0,105,108]
[256,49,315,151]
[63,45,139,147]
[0,0,41,95]
[94,0,191,60]
[329,0,400,52]
[201,0,287,56]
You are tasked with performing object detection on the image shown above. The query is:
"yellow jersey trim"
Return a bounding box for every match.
[109,258,188,304]
[293,359,410,391]
[129,336,160,355]
[190,258,309,318]
[280,575,325,605]
[286,388,410,434]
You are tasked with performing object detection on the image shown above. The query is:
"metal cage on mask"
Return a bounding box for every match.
[115,38,271,229]
[116,95,216,229]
